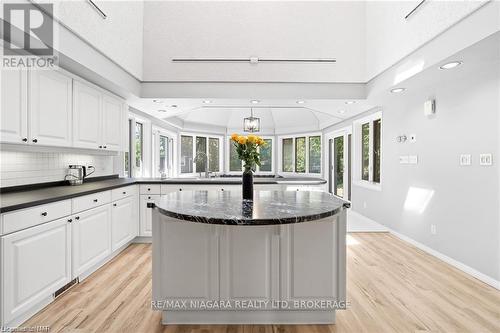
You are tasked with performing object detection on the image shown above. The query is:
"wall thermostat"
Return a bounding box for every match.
[424,99,436,117]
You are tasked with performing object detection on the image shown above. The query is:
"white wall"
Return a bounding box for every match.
[365,0,488,80]
[325,45,500,281]
[143,0,365,83]
[46,0,144,79]
[0,150,114,187]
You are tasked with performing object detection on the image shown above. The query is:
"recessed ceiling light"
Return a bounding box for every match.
[170,105,178,108]
[296,100,305,104]
[345,101,356,105]
[390,87,406,93]
[439,61,462,70]
[153,99,162,103]
[203,100,212,104]
[338,110,346,114]
[250,100,260,104]
[158,109,167,112]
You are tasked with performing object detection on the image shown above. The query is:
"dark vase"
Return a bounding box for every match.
[242,167,254,201]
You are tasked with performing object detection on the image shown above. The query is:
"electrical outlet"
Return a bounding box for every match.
[479,153,492,166]
[431,224,437,235]
[460,154,471,166]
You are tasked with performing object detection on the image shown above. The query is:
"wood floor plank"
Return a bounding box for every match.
[23,233,500,333]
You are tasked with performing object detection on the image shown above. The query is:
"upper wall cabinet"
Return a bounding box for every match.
[73,80,124,151]
[29,70,73,147]
[0,69,28,144]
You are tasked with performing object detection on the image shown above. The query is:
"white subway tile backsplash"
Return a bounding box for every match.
[0,151,114,187]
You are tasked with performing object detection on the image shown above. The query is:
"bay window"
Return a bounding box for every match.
[180,133,223,175]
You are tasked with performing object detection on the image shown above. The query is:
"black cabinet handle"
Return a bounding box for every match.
[113,203,117,207]
[75,216,80,220]
[41,212,47,216]
[22,138,28,142]
[67,218,72,223]
[122,191,126,194]
[147,188,151,191]
[103,146,107,149]
[32,138,38,143]
[93,199,98,202]
[148,196,151,199]
[179,188,182,191]
[99,145,103,148]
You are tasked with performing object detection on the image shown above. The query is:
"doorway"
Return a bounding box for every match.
[327,128,352,201]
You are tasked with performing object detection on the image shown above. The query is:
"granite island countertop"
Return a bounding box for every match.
[153,190,349,225]
[0,175,327,213]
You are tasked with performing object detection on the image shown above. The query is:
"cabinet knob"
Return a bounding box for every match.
[22,138,28,142]
[103,146,107,149]
[122,191,126,194]
[32,138,38,143]
[147,188,151,191]
[93,199,98,202]
[179,188,182,191]
[75,216,80,220]
[41,212,47,216]
[148,196,151,199]
[113,203,117,207]
[67,218,72,223]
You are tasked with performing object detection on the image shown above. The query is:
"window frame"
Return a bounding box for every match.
[127,113,151,178]
[324,126,352,201]
[178,132,224,177]
[152,126,177,178]
[278,132,323,177]
[225,136,275,175]
[352,111,383,191]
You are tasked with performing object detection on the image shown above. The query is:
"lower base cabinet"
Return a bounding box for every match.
[1,217,72,326]
[140,195,160,236]
[72,205,111,279]
[111,196,136,251]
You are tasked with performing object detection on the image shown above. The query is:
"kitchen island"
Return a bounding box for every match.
[151,190,349,324]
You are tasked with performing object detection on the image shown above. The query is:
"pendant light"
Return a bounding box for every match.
[243,108,260,132]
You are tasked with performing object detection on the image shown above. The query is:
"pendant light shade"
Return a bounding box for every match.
[243,108,260,132]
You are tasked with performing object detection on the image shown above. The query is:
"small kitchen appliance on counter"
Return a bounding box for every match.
[65,165,95,185]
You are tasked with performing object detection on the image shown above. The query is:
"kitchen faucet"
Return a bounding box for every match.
[194,151,209,178]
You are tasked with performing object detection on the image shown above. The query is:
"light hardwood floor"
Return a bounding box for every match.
[24,233,500,333]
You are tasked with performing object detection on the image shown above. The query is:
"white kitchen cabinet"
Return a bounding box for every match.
[0,68,28,144]
[140,195,160,236]
[220,226,280,304]
[72,205,111,279]
[29,69,72,147]
[152,218,219,303]
[101,93,124,151]
[73,81,124,151]
[111,196,136,251]
[72,80,102,149]
[1,217,71,327]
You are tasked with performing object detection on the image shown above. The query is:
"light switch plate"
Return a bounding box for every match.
[460,154,471,166]
[408,155,418,164]
[479,153,492,166]
[399,156,409,164]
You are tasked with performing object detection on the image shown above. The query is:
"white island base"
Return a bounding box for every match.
[152,210,346,325]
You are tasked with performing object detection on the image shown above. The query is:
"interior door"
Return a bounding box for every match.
[102,94,123,150]
[0,68,27,144]
[72,80,102,149]
[29,70,72,146]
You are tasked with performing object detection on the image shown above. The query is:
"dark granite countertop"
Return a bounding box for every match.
[153,190,349,225]
[0,176,327,213]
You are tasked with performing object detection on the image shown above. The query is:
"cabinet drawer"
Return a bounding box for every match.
[1,200,71,235]
[140,184,161,195]
[111,185,137,201]
[72,191,111,213]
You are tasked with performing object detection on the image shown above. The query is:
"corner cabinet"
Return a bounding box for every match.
[72,205,112,279]
[1,217,72,326]
[73,80,124,151]
[29,70,73,147]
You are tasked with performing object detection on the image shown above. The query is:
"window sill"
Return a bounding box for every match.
[353,180,382,191]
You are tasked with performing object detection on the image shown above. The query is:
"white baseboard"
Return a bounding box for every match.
[352,213,500,290]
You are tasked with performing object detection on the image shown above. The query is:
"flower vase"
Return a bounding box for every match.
[242,167,254,201]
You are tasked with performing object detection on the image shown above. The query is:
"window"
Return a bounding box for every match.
[354,112,382,188]
[181,134,222,175]
[159,135,169,175]
[334,136,344,197]
[282,138,294,172]
[180,135,193,173]
[281,135,321,174]
[135,122,143,176]
[309,136,321,174]
[228,137,274,173]
[124,119,132,178]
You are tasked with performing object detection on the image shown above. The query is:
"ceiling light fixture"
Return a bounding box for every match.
[243,108,260,133]
[153,99,162,103]
[439,61,462,70]
[203,100,212,104]
[170,105,178,108]
[391,87,406,93]
[296,100,305,104]
[345,101,356,105]
[250,100,260,104]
